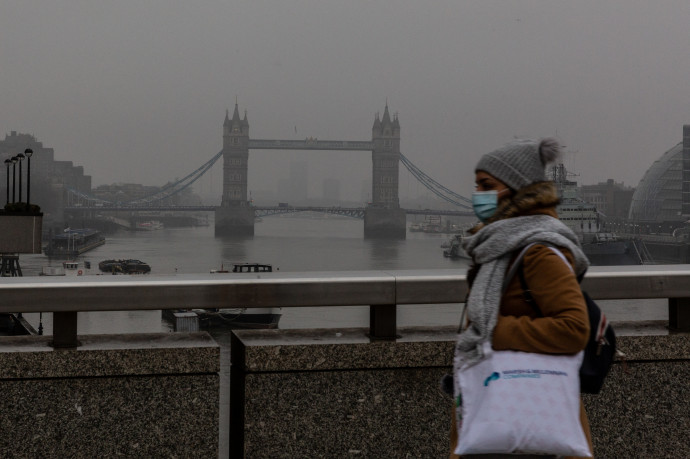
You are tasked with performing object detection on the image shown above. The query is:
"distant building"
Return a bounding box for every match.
[289,161,308,204]
[627,129,688,232]
[322,178,341,204]
[580,179,635,220]
[0,131,91,228]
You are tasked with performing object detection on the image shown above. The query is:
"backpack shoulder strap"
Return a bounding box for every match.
[506,243,576,317]
[503,242,538,294]
[505,242,575,286]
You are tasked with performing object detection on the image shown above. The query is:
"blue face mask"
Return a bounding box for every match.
[472,190,499,223]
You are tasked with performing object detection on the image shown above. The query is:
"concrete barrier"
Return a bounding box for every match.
[231,326,690,458]
[0,332,219,458]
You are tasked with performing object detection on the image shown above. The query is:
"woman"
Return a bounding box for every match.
[450,138,593,458]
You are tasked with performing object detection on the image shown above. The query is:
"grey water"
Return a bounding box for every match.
[18,213,474,334]
[18,212,667,332]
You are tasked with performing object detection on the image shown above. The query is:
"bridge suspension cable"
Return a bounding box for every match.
[67,149,469,211]
[399,153,472,210]
[126,150,223,205]
[66,150,224,206]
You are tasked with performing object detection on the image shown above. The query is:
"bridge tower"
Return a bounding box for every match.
[364,105,406,238]
[215,103,255,236]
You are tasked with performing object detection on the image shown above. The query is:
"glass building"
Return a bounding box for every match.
[628,142,683,225]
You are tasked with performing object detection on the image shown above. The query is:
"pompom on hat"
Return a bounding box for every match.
[475,138,561,191]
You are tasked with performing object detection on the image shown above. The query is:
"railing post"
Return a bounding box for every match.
[50,311,80,349]
[669,298,690,332]
[229,331,246,458]
[369,304,398,340]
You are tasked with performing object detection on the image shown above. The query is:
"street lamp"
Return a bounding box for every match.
[4,158,11,206]
[16,152,25,204]
[10,156,18,203]
[24,148,33,208]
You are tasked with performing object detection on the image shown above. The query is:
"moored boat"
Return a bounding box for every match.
[190,308,281,329]
[166,263,281,330]
[98,259,151,274]
[44,228,105,258]
[553,163,641,265]
[442,231,470,259]
[409,223,422,232]
[135,220,164,231]
[41,260,94,276]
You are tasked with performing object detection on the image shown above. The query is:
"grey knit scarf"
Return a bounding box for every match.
[454,214,588,372]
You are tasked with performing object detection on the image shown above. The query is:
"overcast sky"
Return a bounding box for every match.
[2,1,690,202]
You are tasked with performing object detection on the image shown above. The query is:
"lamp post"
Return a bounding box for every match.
[10,156,18,203]
[4,159,10,206]
[24,148,33,208]
[16,152,25,204]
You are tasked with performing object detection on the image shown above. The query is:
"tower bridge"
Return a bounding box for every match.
[64,103,475,237]
[217,103,406,237]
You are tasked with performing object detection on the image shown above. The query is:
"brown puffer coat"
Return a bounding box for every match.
[450,184,593,458]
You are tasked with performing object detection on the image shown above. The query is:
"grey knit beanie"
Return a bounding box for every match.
[474,138,560,190]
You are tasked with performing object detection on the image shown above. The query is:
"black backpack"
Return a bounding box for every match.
[508,243,616,394]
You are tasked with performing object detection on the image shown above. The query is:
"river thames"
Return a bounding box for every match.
[19,213,477,334]
[18,212,667,331]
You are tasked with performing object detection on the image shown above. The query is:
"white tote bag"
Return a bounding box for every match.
[455,342,592,457]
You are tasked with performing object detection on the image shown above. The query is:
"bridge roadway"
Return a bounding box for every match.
[64,205,475,218]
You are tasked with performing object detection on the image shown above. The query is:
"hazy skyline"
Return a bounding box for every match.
[3,1,690,203]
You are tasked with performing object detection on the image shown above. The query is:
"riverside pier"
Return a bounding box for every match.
[0,268,689,457]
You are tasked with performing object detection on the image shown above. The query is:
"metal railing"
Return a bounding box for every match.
[1,266,689,347]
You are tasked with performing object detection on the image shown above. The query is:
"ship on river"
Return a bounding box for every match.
[442,230,470,260]
[553,164,640,265]
[98,259,151,274]
[44,228,105,258]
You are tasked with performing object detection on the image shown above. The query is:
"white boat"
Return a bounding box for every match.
[135,220,164,231]
[41,260,94,276]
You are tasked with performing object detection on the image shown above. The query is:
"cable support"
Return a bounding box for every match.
[155,150,223,194]
[402,162,471,209]
[398,153,472,210]
[399,153,471,204]
[65,188,113,205]
[66,150,223,207]
[401,154,469,202]
[126,151,223,205]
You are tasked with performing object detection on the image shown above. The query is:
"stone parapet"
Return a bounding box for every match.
[231,326,690,458]
[231,327,456,457]
[584,334,690,457]
[0,332,219,458]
